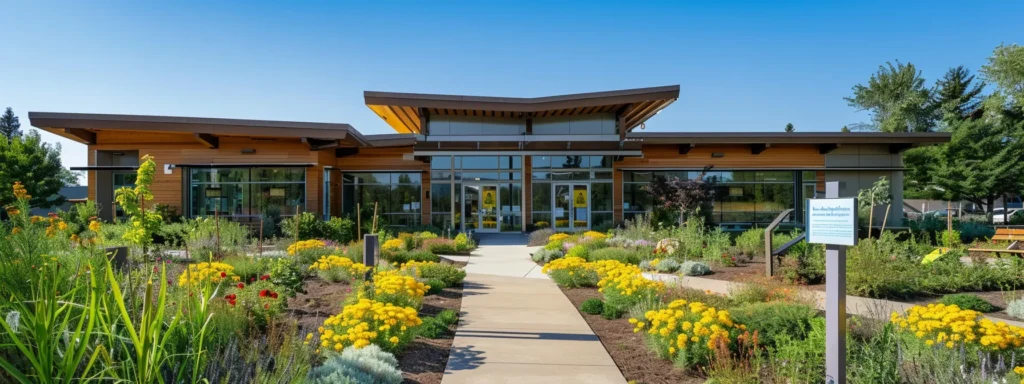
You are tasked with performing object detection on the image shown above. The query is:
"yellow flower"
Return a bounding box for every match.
[287,239,326,256]
[389,336,399,344]
[88,220,102,232]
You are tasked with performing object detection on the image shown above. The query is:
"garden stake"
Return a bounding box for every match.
[868,195,874,237]
[215,209,220,257]
[372,202,379,233]
[294,204,301,245]
[357,203,362,239]
[880,204,890,233]
[259,216,264,257]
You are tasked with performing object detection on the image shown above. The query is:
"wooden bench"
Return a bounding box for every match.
[967,247,1024,255]
[992,228,1024,241]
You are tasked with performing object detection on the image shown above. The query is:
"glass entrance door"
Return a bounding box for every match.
[463,184,500,233]
[553,183,589,231]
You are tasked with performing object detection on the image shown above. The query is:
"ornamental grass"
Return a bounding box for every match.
[317,298,423,354]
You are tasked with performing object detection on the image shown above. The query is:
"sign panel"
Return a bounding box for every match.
[482,189,497,209]
[573,189,587,208]
[807,198,858,246]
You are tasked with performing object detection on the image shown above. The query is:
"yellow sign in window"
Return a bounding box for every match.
[482,189,497,209]
[573,189,587,208]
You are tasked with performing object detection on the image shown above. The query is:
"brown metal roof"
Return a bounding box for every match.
[28,112,368,146]
[364,85,680,134]
[629,131,951,145]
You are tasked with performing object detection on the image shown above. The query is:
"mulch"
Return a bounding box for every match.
[284,262,466,384]
[560,287,704,384]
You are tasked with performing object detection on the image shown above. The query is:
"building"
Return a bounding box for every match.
[29,85,950,232]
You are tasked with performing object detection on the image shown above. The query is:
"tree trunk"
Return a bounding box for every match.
[868,196,875,238]
[881,204,890,233]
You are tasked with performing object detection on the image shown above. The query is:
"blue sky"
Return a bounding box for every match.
[2,1,1023,184]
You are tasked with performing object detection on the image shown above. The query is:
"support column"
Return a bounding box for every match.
[825,181,847,384]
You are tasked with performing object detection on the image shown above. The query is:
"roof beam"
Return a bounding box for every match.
[889,143,913,154]
[750,143,770,155]
[624,100,666,130]
[194,133,219,149]
[818,143,840,154]
[64,128,96,145]
[302,138,338,151]
[335,147,360,158]
[678,144,694,154]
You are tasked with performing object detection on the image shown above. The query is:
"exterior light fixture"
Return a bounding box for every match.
[712,152,725,158]
[241,148,256,154]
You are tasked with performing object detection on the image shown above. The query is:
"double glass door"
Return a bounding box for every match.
[463,185,499,232]
[553,183,589,231]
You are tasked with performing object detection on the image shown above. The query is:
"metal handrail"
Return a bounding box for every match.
[764,208,795,277]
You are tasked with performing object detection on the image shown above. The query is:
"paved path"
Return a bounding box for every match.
[441,235,626,384]
[645,273,1024,327]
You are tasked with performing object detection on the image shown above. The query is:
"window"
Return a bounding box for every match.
[530,155,614,230]
[189,167,305,218]
[430,155,523,231]
[342,172,422,227]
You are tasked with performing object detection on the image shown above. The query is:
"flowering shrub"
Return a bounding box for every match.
[542,256,599,288]
[566,244,589,259]
[381,239,406,252]
[891,303,1024,351]
[422,238,457,255]
[453,233,474,252]
[630,299,746,367]
[548,233,571,242]
[596,261,664,310]
[179,262,237,287]
[287,239,326,256]
[373,270,429,308]
[225,280,287,330]
[583,231,608,240]
[310,255,371,283]
[318,299,423,353]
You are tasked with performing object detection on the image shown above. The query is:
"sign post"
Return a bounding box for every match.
[806,181,857,384]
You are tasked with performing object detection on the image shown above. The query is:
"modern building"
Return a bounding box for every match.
[30,85,949,232]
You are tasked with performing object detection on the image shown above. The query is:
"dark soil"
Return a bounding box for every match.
[560,287,704,384]
[286,276,355,330]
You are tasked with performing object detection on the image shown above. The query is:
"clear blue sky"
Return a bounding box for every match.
[2,1,1023,184]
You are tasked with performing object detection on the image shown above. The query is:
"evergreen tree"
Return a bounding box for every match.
[845,61,937,132]
[0,130,76,208]
[785,123,794,132]
[933,66,986,121]
[841,126,851,133]
[0,107,21,142]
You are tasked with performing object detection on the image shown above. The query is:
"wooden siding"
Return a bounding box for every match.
[616,144,825,169]
[88,131,324,214]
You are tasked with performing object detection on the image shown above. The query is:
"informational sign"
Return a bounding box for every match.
[807,198,858,246]
[482,189,496,209]
[573,189,587,208]
[269,187,286,197]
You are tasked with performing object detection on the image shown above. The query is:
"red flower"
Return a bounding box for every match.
[260,274,270,281]
[270,291,278,299]
[167,280,173,285]
[225,294,236,300]
[250,277,256,282]
[220,272,227,278]
[237,283,245,289]
[259,289,269,298]
[228,299,236,306]
[264,303,270,309]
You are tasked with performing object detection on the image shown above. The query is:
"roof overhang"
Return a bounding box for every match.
[29,112,368,147]
[629,132,951,153]
[365,85,680,134]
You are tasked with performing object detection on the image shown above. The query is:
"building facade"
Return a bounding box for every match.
[30,85,949,232]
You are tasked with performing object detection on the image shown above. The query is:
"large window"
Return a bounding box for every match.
[342,172,422,227]
[431,156,522,232]
[622,170,799,226]
[532,156,614,230]
[189,167,306,218]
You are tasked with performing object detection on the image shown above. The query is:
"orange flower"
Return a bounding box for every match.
[12,182,30,200]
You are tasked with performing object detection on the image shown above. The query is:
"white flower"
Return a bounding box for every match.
[5,311,20,333]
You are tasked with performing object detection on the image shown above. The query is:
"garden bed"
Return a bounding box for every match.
[560,287,703,384]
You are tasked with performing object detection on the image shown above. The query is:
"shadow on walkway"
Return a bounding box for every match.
[457,330,600,341]
[474,233,529,246]
[446,344,486,371]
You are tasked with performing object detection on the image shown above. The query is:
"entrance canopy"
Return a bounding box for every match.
[364,85,680,134]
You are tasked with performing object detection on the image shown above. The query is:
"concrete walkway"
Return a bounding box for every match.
[442,235,626,384]
[645,272,1024,327]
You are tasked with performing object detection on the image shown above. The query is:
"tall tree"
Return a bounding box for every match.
[0,107,21,142]
[841,125,851,133]
[845,61,937,132]
[0,130,76,208]
[933,66,986,121]
[909,116,1024,212]
[982,44,1024,111]
[785,123,794,132]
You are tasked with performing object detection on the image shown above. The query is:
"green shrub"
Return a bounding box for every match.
[422,238,457,254]
[223,256,271,283]
[779,241,825,284]
[418,263,466,287]
[268,258,306,296]
[662,286,733,310]
[579,298,604,315]
[680,261,710,276]
[601,303,624,320]
[325,217,356,244]
[938,293,997,312]
[938,229,962,248]
[769,317,826,382]
[384,250,440,264]
[549,269,599,288]
[531,248,563,264]
[730,302,818,347]
[957,222,994,243]
[587,247,640,265]
[566,244,589,259]
[529,229,555,246]
[306,345,402,384]
[453,233,475,253]
[544,240,564,251]
[654,258,681,273]
[282,212,327,241]
[417,309,459,339]
[426,278,445,295]
[185,217,250,257]
[733,227,765,258]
